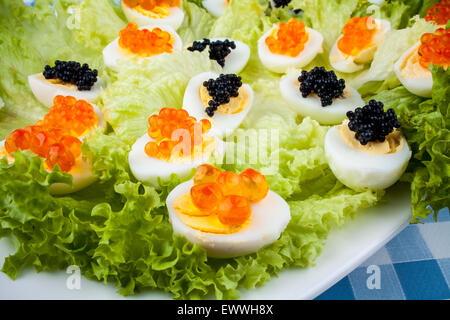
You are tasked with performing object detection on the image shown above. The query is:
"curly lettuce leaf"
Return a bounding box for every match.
[178,1,215,44]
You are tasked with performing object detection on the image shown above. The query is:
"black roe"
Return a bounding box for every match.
[43,60,98,91]
[298,67,346,107]
[272,0,292,8]
[203,74,242,117]
[187,39,236,68]
[346,100,401,145]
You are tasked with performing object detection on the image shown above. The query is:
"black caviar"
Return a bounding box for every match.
[346,100,401,145]
[272,0,292,8]
[203,74,242,117]
[43,60,98,91]
[187,39,236,68]
[298,67,346,107]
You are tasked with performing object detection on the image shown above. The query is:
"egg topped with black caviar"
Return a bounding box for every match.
[187,38,250,74]
[182,72,254,138]
[325,100,412,191]
[280,67,365,125]
[121,0,185,30]
[103,22,182,70]
[258,18,324,73]
[166,164,291,258]
[394,28,449,98]
[28,60,105,107]
[330,16,391,73]
[128,107,225,187]
[270,0,292,8]
[0,95,105,195]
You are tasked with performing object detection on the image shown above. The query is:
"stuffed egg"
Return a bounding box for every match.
[0,95,104,195]
[394,28,449,98]
[166,165,291,258]
[330,16,391,73]
[325,100,411,191]
[182,72,254,138]
[121,0,185,30]
[202,0,230,17]
[258,18,324,73]
[280,67,365,125]
[187,38,250,74]
[128,107,225,187]
[28,61,104,107]
[103,22,182,70]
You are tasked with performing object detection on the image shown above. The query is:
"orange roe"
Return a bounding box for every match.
[337,16,377,56]
[3,95,97,172]
[145,107,212,160]
[418,28,450,69]
[425,0,450,26]
[186,166,269,227]
[265,18,309,57]
[118,22,174,57]
[123,0,180,10]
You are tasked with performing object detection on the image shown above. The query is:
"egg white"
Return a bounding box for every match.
[182,72,254,138]
[28,74,104,108]
[330,19,391,73]
[394,41,433,98]
[280,73,365,125]
[102,24,183,71]
[128,133,225,187]
[202,0,229,17]
[324,125,412,191]
[166,179,291,258]
[121,1,185,30]
[258,25,324,74]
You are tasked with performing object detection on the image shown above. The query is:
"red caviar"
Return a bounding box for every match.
[425,0,450,26]
[123,0,180,10]
[265,18,309,57]
[145,107,212,160]
[418,28,450,69]
[337,16,377,56]
[119,22,174,57]
[187,166,269,227]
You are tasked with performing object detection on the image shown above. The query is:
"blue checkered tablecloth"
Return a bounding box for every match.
[317,208,450,300]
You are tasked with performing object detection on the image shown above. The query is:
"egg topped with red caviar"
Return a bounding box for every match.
[128,107,225,186]
[394,28,449,98]
[258,18,324,73]
[166,164,291,258]
[0,95,104,195]
[103,22,182,70]
[202,0,230,18]
[121,0,185,30]
[330,16,391,73]
[425,0,449,27]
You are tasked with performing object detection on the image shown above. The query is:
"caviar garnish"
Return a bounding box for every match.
[425,0,449,26]
[337,16,377,56]
[418,28,450,69]
[346,100,401,146]
[298,67,346,107]
[203,74,242,117]
[272,0,292,8]
[43,60,98,91]
[265,18,309,57]
[123,0,180,10]
[188,39,236,67]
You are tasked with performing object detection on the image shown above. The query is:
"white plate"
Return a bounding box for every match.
[0,183,411,300]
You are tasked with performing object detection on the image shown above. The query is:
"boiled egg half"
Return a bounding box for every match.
[166,165,291,258]
[202,0,229,17]
[330,17,391,73]
[121,0,185,30]
[258,18,324,73]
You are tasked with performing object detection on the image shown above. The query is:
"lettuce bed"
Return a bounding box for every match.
[0,0,448,299]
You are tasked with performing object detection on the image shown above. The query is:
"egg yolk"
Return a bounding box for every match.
[425,0,450,26]
[199,83,251,115]
[173,165,269,234]
[119,22,174,57]
[3,95,97,172]
[123,0,180,18]
[145,107,213,161]
[265,18,309,57]
[418,28,450,69]
[337,16,378,56]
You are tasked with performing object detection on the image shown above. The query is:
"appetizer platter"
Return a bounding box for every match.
[0,0,448,300]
